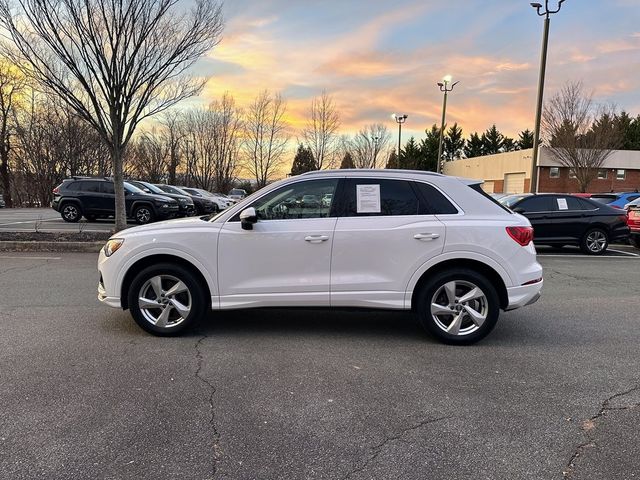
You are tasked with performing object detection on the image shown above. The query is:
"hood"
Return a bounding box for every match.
[113,216,220,238]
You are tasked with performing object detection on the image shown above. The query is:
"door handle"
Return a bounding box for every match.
[414,233,440,241]
[304,235,329,243]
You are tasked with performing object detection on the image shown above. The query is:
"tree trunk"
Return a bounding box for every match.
[112,145,127,232]
[0,146,12,208]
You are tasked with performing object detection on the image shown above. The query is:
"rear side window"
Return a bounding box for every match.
[79,181,101,193]
[101,182,115,194]
[342,179,419,216]
[414,182,458,214]
[555,196,584,211]
[516,196,556,212]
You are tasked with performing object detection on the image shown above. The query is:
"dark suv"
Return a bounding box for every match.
[127,180,195,217]
[51,178,179,224]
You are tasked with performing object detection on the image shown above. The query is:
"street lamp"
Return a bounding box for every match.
[391,113,408,159]
[436,75,459,174]
[529,0,566,193]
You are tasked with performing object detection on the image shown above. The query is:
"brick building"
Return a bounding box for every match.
[442,147,640,194]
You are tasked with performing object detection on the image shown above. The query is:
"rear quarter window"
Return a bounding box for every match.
[414,182,459,214]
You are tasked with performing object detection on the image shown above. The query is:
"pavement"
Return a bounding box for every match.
[0,253,639,479]
[0,208,122,233]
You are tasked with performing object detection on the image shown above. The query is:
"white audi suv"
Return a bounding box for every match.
[98,170,542,344]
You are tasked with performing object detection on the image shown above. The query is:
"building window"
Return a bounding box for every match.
[616,169,626,181]
[549,167,560,178]
[597,169,608,180]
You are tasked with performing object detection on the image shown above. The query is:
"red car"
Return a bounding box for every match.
[627,205,640,248]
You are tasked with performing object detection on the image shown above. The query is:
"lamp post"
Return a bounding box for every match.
[436,75,459,174]
[391,113,408,159]
[371,136,380,168]
[529,0,566,193]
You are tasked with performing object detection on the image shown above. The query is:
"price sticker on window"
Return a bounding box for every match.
[557,198,568,210]
[356,184,381,213]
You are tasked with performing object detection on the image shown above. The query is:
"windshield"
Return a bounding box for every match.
[157,184,190,196]
[499,194,530,208]
[124,182,145,194]
[182,188,203,197]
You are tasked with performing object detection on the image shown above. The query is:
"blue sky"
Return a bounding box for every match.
[190,0,640,141]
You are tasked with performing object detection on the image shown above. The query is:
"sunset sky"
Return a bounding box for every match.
[188,0,640,142]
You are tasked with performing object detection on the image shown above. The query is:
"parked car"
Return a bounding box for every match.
[154,184,218,215]
[127,180,195,217]
[624,197,640,211]
[0,197,5,208]
[300,194,320,208]
[228,188,247,201]
[98,170,543,345]
[51,178,179,224]
[500,193,629,254]
[626,201,640,248]
[180,187,235,211]
[590,192,640,209]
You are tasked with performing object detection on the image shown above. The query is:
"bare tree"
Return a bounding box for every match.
[542,81,621,192]
[210,93,242,193]
[243,90,289,188]
[0,0,223,230]
[124,130,170,183]
[301,91,340,170]
[161,111,185,185]
[346,124,391,169]
[0,62,23,208]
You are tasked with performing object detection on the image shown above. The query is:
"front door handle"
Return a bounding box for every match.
[414,233,440,241]
[305,235,329,243]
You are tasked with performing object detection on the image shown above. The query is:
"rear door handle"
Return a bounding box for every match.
[305,235,329,243]
[414,233,440,241]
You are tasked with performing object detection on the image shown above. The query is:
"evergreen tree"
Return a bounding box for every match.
[614,112,640,150]
[443,122,465,160]
[464,132,484,158]
[399,137,422,169]
[481,124,505,154]
[386,150,399,169]
[290,144,316,175]
[517,129,534,149]
[502,137,517,152]
[339,151,355,169]
[417,125,439,171]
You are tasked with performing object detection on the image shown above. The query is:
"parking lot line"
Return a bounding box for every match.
[0,218,59,226]
[608,249,640,257]
[0,256,62,260]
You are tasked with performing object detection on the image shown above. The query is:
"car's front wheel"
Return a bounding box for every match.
[134,205,155,225]
[127,263,207,336]
[580,228,608,255]
[416,269,500,345]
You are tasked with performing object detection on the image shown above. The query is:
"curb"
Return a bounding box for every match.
[0,241,104,253]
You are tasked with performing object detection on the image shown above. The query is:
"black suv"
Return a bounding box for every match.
[154,184,218,214]
[51,178,179,224]
[128,180,196,217]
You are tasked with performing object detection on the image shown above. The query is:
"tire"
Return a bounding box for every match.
[84,214,97,222]
[630,236,640,249]
[580,228,608,255]
[133,205,155,225]
[60,202,82,222]
[415,268,500,345]
[127,263,207,336]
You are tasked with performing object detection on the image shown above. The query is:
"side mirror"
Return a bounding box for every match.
[240,207,258,230]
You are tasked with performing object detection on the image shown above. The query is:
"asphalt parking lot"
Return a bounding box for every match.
[1,252,639,479]
[0,208,124,233]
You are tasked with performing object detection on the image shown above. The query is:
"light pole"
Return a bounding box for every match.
[371,136,380,168]
[530,0,566,193]
[391,113,408,159]
[437,75,459,174]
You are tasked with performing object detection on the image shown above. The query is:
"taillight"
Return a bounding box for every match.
[506,226,533,246]
[53,186,59,194]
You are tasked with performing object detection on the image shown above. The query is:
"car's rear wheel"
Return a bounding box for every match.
[416,269,500,345]
[134,205,155,225]
[61,203,82,222]
[127,263,207,336]
[580,228,608,255]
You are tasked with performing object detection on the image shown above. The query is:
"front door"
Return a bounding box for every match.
[217,178,340,308]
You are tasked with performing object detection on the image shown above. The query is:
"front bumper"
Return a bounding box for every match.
[98,277,121,308]
[505,279,543,311]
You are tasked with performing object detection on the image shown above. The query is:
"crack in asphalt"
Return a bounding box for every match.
[0,260,50,276]
[563,385,640,478]
[194,335,221,479]
[341,415,451,480]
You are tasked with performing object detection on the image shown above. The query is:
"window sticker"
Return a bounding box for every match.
[356,184,381,213]
[557,198,568,210]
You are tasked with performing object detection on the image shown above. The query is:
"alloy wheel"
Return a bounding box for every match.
[63,205,79,220]
[430,280,488,336]
[136,207,151,223]
[137,275,192,329]
[586,230,607,253]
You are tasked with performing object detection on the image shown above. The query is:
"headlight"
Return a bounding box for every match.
[178,198,187,203]
[103,238,124,257]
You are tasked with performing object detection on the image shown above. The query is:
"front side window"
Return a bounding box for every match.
[549,167,560,178]
[616,169,626,180]
[342,178,419,217]
[249,179,338,220]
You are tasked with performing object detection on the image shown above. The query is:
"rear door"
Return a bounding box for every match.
[330,177,446,308]
[78,181,103,213]
[550,195,591,240]
[98,182,117,214]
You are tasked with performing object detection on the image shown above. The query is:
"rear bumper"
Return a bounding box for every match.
[505,280,543,311]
